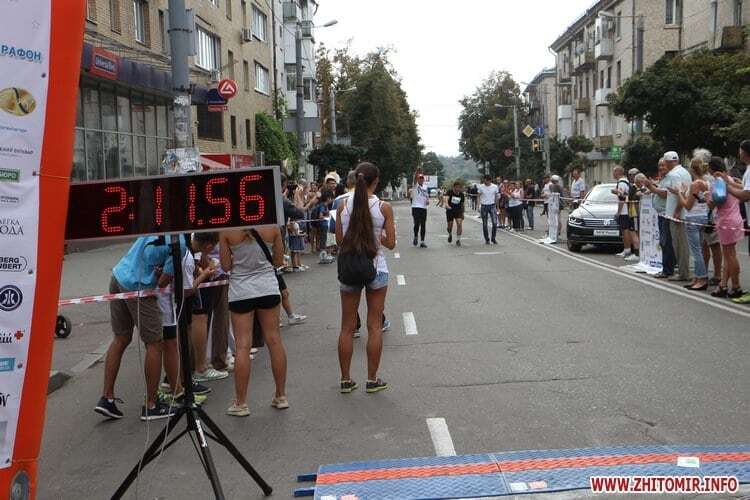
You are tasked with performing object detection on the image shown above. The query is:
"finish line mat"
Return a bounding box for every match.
[295,444,750,499]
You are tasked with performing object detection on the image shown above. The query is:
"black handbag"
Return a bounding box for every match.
[337,251,376,287]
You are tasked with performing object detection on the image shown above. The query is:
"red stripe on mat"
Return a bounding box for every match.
[316,452,750,485]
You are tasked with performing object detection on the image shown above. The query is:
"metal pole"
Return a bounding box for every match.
[513,105,520,179]
[168,0,192,149]
[542,86,551,174]
[330,87,337,145]
[295,25,307,178]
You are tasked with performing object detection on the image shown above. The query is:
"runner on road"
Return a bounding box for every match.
[410,170,430,248]
[478,175,500,244]
[444,181,465,246]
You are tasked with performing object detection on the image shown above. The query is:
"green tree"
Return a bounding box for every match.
[612,50,750,157]
[566,135,594,155]
[622,135,663,176]
[421,152,445,181]
[255,112,295,165]
[307,143,365,179]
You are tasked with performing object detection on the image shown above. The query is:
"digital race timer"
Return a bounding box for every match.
[65,167,284,241]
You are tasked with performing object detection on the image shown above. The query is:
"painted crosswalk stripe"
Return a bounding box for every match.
[402,312,418,336]
[426,418,457,457]
[397,274,406,286]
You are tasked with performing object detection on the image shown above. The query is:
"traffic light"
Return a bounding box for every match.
[531,139,542,152]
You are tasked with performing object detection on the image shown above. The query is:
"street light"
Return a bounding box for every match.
[296,18,338,180]
[495,103,521,179]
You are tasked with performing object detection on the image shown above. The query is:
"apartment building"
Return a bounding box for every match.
[549,0,747,184]
[524,69,560,141]
[73,0,275,182]
[274,0,320,156]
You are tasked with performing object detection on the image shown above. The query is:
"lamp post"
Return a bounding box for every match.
[495,103,521,179]
[522,81,552,175]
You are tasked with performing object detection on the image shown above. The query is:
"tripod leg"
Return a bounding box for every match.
[111,409,185,500]
[186,407,227,500]
[197,407,273,496]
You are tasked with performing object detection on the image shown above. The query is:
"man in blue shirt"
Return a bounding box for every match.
[95,236,186,421]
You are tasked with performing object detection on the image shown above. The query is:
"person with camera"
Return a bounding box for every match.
[336,162,396,394]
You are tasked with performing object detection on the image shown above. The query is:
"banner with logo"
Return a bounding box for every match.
[634,195,662,274]
[0,0,51,469]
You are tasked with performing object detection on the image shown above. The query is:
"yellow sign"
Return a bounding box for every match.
[522,125,534,138]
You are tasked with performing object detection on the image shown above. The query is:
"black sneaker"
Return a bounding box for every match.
[447,233,452,243]
[456,240,461,247]
[420,242,428,248]
[413,237,418,246]
[485,240,490,245]
[94,397,124,419]
[193,382,212,395]
[366,378,388,393]
[140,400,176,421]
[491,240,498,245]
[340,380,358,394]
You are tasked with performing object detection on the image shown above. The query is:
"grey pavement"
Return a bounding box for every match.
[38,201,750,499]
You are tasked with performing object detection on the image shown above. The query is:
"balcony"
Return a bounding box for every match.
[573,50,594,74]
[594,87,613,106]
[594,135,614,149]
[300,20,314,38]
[575,97,591,114]
[283,1,300,22]
[557,104,572,120]
[595,38,613,60]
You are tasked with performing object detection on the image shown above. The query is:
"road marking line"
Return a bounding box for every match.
[403,312,418,336]
[397,274,406,286]
[474,252,501,256]
[426,418,457,457]
[394,252,400,259]
[501,228,750,320]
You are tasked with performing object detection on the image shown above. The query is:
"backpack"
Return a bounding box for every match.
[336,201,378,287]
[711,177,727,206]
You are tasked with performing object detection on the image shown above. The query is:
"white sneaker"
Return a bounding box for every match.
[624,254,640,262]
[227,401,250,417]
[353,330,361,339]
[194,367,229,382]
[616,250,630,257]
[288,314,307,325]
[250,347,259,355]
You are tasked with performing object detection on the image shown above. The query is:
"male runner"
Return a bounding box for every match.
[410,169,430,248]
[444,181,465,246]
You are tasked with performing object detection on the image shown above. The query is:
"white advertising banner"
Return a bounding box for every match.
[0,0,51,468]
[540,193,560,245]
[631,195,662,274]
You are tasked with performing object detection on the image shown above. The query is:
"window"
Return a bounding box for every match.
[734,0,743,26]
[110,0,121,32]
[158,10,168,53]
[666,0,682,25]
[230,115,237,148]
[585,76,590,97]
[616,11,622,38]
[241,0,247,27]
[196,27,220,71]
[133,0,149,45]
[226,0,232,20]
[286,64,297,91]
[616,61,622,88]
[197,105,224,140]
[243,60,250,91]
[599,70,604,88]
[303,78,315,101]
[87,0,97,21]
[606,66,612,88]
[255,62,270,94]
[245,119,252,149]
[227,50,235,79]
[252,5,268,41]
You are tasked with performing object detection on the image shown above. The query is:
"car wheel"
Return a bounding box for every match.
[567,241,582,252]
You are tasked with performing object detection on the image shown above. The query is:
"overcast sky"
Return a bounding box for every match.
[315,0,595,157]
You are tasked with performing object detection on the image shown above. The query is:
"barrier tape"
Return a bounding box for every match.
[58,279,229,307]
[659,214,750,233]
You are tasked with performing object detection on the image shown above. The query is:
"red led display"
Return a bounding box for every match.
[65,167,283,241]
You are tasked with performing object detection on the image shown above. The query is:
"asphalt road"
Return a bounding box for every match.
[39,201,750,499]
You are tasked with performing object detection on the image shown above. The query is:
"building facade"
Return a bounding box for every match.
[549,0,748,184]
[524,69,560,140]
[74,0,275,182]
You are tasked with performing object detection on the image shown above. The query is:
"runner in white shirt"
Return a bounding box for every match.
[410,169,430,248]
[477,175,500,244]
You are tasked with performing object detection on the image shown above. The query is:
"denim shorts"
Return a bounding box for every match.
[339,271,389,293]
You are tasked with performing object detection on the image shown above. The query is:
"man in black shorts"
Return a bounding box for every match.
[444,181,465,246]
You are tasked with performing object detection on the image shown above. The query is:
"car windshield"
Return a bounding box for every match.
[584,185,618,204]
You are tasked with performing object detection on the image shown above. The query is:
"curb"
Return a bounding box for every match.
[47,370,71,394]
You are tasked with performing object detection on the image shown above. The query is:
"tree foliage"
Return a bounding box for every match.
[622,135,663,175]
[566,135,594,155]
[612,50,750,157]
[421,152,445,181]
[307,143,365,179]
[255,112,295,164]
[315,46,423,188]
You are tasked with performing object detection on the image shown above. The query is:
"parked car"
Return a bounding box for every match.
[566,183,623,252]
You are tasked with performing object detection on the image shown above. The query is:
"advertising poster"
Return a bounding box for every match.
[634,194,662,274]
[0,0,51,468]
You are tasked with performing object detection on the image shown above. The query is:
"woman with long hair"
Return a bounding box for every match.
[707,157,744,298]
[670,158,710,291]
[219,226,288,416]
[335,162,396,394]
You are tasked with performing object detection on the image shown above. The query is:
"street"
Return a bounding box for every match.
[38,201,750,499]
